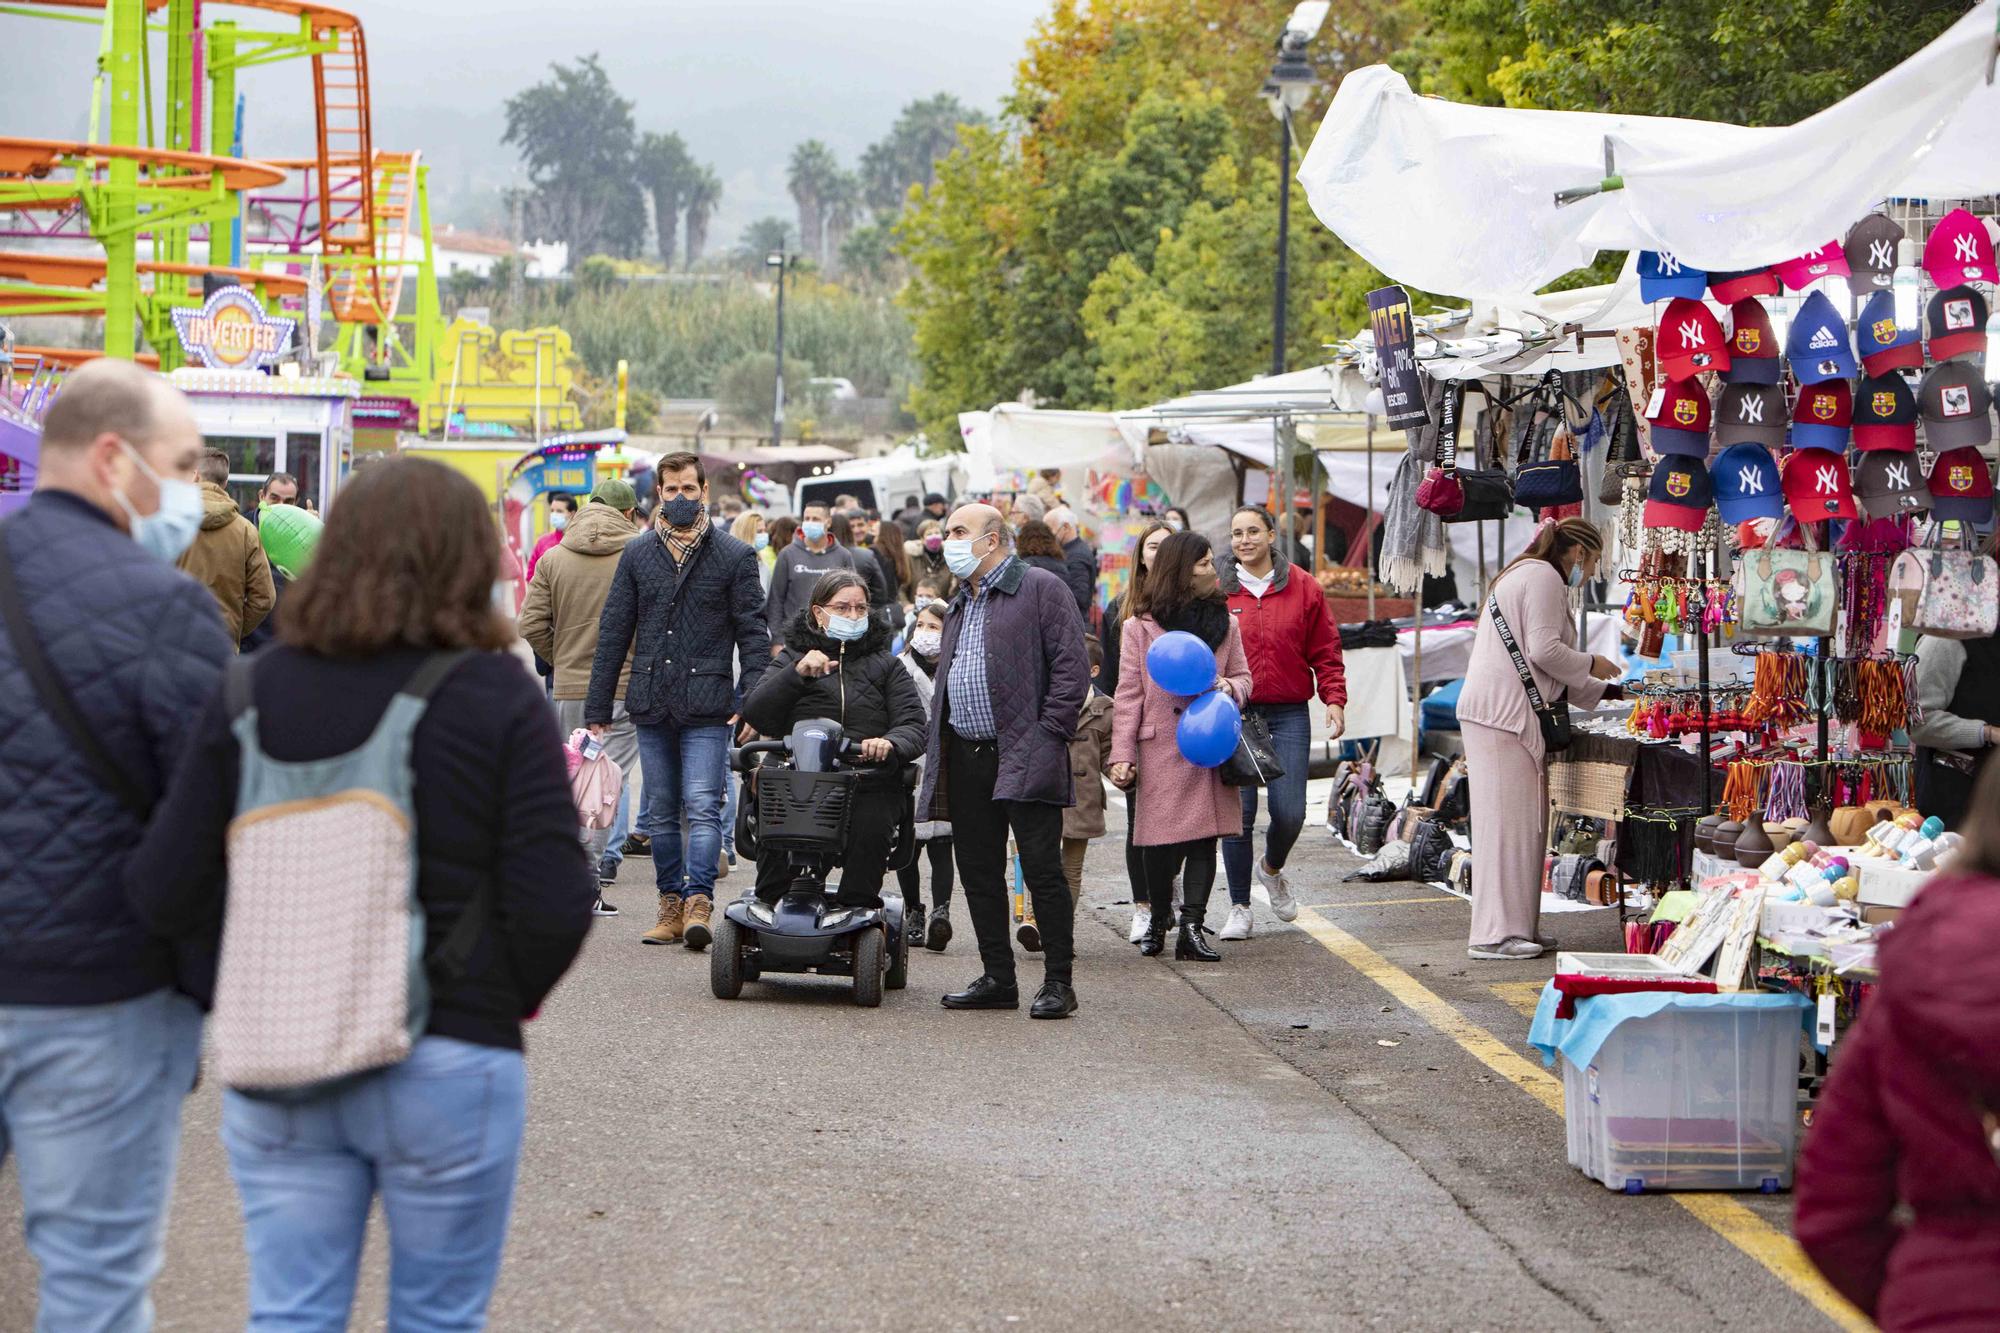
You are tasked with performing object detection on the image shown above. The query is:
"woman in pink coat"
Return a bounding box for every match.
[1109,532,1253,962]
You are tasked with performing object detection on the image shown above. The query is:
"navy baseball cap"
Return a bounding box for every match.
[1853,373,1918,453]
[1711,444,1785,524]
[1639,251,1708,303]
[1856,289,1924,376]
[1645,452,1713,531]
[1786,290,1858,384]
[1928,285,1989,363]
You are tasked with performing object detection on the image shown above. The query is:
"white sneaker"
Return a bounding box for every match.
[1218,905,1254,940]
[1467,937,1544,961]
[1256,862,1299,922]
[1128,905,1151,943]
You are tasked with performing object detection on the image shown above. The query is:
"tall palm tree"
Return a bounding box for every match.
[786,139,841,264]
[821,170,862,276]
[636,131,694,267]
[682,166,722,269]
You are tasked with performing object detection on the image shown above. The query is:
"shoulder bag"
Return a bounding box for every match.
[1513,374,1585,513]
[1488,595,1572,753]
[1221,709,1287,788]
[1445,397,1516,524]
[1415,382,1467,518]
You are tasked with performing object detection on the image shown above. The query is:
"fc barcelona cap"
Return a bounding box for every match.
[1709,268,1780,303]
[1856,289,1924,376]
[1927,446,1994,523]
[1710,444,1785,524]
[1785,290,1858,384]
[1716,382,1787,448]
[1774,241,1851,292]
[1790,379,1852,452]
[1645,378,1712,453]
[1923,207,1998,287]
[1919,362,1995,451]
[1722,298,1782,385]
[1926,284,1989,363]
[1644,452,1713,531]
[1852,373,1919,453]
[1657,296,1730,381]
[1638,251,1708,303]
[1781,450,1858,522]
[1853,450,1929,518]
[1843,214,1906,290]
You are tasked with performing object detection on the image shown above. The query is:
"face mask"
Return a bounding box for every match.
[823,611,869,641]
[802,520,827,544]
[660,495,704,530]
[551,512,569,531]
[923,534,943,554]
[1165,517,1185,532]
[1567,561,1588,589]
[113,443,203,564]
[942,535,987,578]
[753,531,770,551]
[910,628,942,658]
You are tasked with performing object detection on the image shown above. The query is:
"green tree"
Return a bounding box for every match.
[502,55,644,258]
[737,216,797,264]
[860,93,989,213]
[683,166,723,268]
[787,140,844,265]
[717,351,825,432]
[635,131,696,266]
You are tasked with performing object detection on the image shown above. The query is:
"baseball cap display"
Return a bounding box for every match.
[1645,453,1713,531]
[1919,361,1995,451]
[1723,299,1782,385]
[1710,444,1785,524]
[1922,207,1998,287]
[1709,268,1780,303]
[1646,378,1712,453]
[1716,382,1787,448]
[1782,450,1858,522]
[1927,446,1994,523]
[1638,251,1708,303]
[1790,380,1853,452]
[1657,297,1730,381]
[1856,289,1924,376]
[1843,214,1906,290]
[1853,451,1929,518]
[1852,373,1919,452]
[1774,241,1851,292]
[1786,291,1858,384]
[1926,284,1989,362]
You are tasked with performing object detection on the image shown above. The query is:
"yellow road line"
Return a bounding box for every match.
[1295,908,1870,1332]
[1492,980,1549,1018]
[1324,895,1462,908]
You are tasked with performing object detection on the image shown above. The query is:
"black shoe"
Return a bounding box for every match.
[1029,981,1077,1020]
[940,975,1019,1010]
[1175,920,1221,962]
[622,834,652,858]
[926,905,953,952]
[598,858,618,889]
[1139,916,1170,957]
[591,897,619,917]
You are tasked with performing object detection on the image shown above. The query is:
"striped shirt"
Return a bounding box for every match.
[945,556,1015,740]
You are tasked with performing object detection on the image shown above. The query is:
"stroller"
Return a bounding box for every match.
[713,718,914,1006]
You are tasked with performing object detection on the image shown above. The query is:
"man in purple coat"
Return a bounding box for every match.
[919,503,1089,1019]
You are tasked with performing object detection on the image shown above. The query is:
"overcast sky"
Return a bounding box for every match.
[1,0,1049,246]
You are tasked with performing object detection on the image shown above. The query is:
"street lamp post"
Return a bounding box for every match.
[1262,3,1324,379]
[767,250,788,448]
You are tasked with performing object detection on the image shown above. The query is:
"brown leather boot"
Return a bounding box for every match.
[681,894,714,950]
[641,895,684,945]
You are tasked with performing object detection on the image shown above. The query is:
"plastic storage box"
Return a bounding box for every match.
[1559,1000,1803,1193]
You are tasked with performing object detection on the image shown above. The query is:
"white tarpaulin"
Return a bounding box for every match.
[958,405,1137,491]
[1299,2,2000,298]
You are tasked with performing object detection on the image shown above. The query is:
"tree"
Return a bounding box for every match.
[860,93,989,213]
[635,131,696,267]
[737,216,796,263]
[683,166,722,268]
[787,140,843,264]
[822,170,863,276]
[717,351,823,432]
[502,55,644,258]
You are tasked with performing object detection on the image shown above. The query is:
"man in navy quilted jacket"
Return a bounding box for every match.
[0,359,232,1331]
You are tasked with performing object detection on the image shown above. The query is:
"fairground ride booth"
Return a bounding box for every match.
[172,365,358,514]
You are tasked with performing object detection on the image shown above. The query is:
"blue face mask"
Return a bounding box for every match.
[824,611,869,641]
[113,442,203,564]
[753,531,770,551]
[802,520,827,544]
[942,534,988,578]
[1567,561,1587,589]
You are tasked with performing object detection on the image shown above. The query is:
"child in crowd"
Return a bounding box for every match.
[897,600,956,951]
[1020,635,1114,951]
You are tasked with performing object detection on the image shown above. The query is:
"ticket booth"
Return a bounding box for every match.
[169,366,358,513]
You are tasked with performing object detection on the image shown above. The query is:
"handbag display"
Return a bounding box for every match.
[1441,389,1516,523]
[1738,548,1836,638]
[1515,380,1585,513]
[1911,548,2000,640]
[1416,382,1467,518]
[1222,710,1288,788]
[1488,596,1572,753]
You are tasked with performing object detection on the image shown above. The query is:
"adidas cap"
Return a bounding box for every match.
[1785,290,1858,385]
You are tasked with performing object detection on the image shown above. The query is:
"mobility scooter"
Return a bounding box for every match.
[711,718,913,1006]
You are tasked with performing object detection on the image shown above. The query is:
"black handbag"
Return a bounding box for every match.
[1408,816,1455,883]
[1443,394,1517,523]
[1221,710,1287,788]
[1488,595,1572,753]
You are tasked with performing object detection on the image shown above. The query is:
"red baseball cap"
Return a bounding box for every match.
[1709,268,1780,303]
[1723,299,1781,385]
[1928,446,1994,523]
[1790,380,1852,452]
[1853,373,1918,453]
[1923,207,1998,287]
[1657,298,1730,382]
[1774,241,1851,292]
[1782,450,1857,522]
[1646,378,1712,453]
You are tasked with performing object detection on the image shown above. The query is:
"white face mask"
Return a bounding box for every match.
[909,628,942,658]
[551,511,570,531]
[113,441,203,564]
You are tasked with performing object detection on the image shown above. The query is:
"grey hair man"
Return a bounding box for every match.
[1044,505,1097,619]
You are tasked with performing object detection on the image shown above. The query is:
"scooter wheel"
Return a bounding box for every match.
[851,927,885,1008]
[885,918,909,991]
[710,917,746,999]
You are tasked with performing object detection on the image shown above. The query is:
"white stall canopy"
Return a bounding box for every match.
[1298,1,2000,300]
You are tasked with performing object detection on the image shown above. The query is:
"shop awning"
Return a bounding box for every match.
[1297,1,2000,299]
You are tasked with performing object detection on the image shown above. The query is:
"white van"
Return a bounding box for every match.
[789,447,965,521]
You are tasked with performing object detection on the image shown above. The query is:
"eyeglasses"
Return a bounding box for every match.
[824,601,869,616]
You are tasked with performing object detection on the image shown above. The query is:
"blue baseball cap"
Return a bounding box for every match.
[1638,251,1708,303]
[1786,290,1858,385]
[1710,444,1785,524]
[1855,289,1923,376]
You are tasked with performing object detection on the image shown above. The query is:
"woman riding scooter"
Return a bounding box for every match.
[741,571,928,908]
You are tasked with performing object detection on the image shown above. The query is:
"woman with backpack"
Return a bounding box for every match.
[741,570,928,910]
[1108,531,1252,962]
[128,457,594,1331]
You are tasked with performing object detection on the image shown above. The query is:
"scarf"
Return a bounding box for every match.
[1380,375,1450,596]
[1158,596,1231,650]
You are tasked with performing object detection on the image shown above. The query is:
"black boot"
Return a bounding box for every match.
[905,903,927,948]
[926,902,953,951]
[1175,917,1221,962]
[1139,914,1170,957]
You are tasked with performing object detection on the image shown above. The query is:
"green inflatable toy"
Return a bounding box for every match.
[258,503,323,580]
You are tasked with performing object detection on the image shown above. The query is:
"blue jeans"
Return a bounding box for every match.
[0,989,203,1333]
[1221,701,1314,906]
[635,719,730,899]
[221,1036,527,1333]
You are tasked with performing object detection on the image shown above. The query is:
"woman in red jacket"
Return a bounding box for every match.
[1216,506,1346,940]
[1795,783,2000,1329]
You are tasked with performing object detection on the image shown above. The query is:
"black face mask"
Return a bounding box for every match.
[660,495,704,529]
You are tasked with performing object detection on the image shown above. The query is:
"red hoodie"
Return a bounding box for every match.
[1221,558,1346,707]
[1795,872,2000,1330]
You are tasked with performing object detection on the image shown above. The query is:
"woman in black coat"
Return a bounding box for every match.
[742,570,928,907]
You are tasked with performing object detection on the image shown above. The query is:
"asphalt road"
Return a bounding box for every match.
[3,788,1857,1332]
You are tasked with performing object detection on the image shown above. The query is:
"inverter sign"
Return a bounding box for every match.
[170,286,296,371]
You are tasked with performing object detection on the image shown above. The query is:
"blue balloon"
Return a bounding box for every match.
[1146,630,1217,696]
[1177,689,1241,768]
